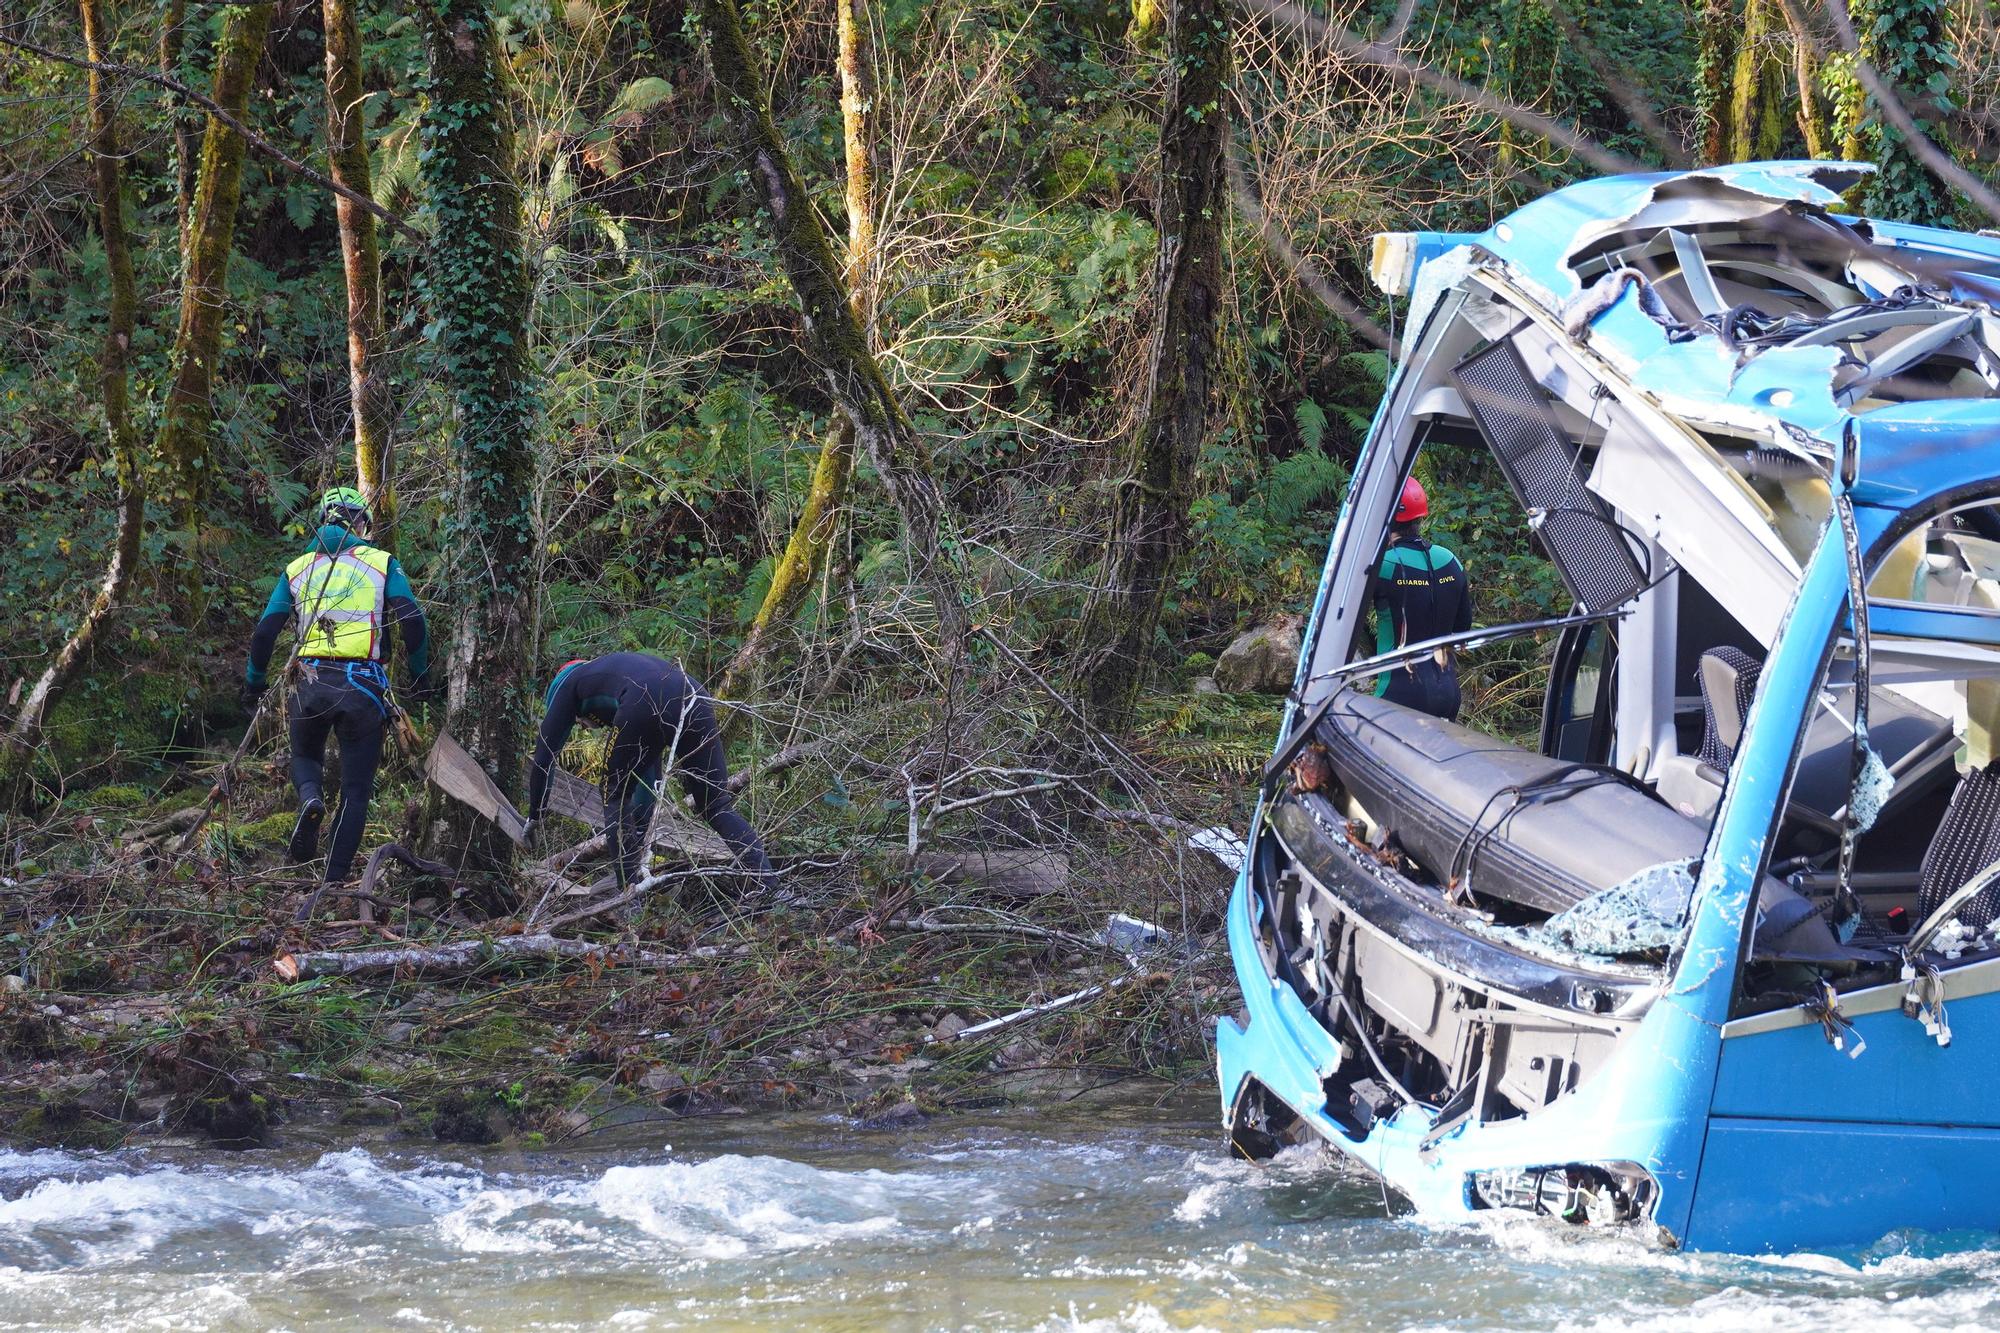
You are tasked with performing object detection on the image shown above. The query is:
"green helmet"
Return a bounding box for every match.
[317,486,371,533]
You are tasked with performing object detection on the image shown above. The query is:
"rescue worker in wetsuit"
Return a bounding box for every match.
[1372,476,1473,721]
[242,488,432,882]
[524,653,772,890]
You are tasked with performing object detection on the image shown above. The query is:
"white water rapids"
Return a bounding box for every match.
[3,1095,1999,1331]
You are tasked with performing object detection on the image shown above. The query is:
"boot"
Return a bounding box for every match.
[289,793,327,865]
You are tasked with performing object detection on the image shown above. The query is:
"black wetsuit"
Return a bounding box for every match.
[244,527,430,881]
[526,653,770,887]
[1372,534,1473,721]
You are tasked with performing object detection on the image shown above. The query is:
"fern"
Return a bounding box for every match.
[1294,398,1328,452]
[1260,450,1348,526]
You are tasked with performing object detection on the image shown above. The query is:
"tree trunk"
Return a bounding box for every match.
[1078,0,1231,726]
[1727,0,1788,162]
[717,0,875,699]
[2,0,147,785]
[1775,0,1829,157]
[690,0,965,669]
[160,0,197,262]
[154,2,272,554]
[322,0,396,547]
[1694,0,1735,166]
[418,0,540,881]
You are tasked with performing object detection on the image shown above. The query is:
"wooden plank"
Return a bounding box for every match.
[547,767,603,824]
[425,732,528,844]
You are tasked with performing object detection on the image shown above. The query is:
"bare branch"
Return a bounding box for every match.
[0,29,424,243]
[1227,150,1396,353]
[1239,0,1643,177]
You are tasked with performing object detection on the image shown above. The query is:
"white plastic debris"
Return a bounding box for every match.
[1190,826,1247,873]
[1102,914,1174,955]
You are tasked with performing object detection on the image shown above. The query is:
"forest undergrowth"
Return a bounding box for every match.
[0,677,1273,1151]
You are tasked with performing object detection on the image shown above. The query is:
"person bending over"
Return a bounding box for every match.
[243,488,431,883]
[525,653,771,889]
[1372,476,1473,721]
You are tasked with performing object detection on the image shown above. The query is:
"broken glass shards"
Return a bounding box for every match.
[1535,858,1699,957]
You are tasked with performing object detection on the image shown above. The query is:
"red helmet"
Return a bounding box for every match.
[1395,476,1429,522]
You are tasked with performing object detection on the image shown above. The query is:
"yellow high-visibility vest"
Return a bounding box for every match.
[285,544,393,660]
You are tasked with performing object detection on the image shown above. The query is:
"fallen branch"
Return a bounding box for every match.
[272,931,687,980]
[536,882,646,932]
[725,740,826,794]
[297,841,457,924]
[877,913,1111,956]
[928,974,1139,1044]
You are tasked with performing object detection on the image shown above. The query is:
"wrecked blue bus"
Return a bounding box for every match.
[1216,162,2000,1252]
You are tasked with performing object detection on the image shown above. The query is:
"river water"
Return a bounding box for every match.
[3,1091,1998,1331]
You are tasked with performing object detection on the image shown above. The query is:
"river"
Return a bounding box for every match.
[2,1091,1996,1331]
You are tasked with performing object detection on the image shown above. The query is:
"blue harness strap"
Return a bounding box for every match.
[341,659,390,717]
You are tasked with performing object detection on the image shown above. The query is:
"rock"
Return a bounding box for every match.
[1,975,22,993]
[1214,621,1301,695]
[929,1013,969,1042]
[182,1088,277,1148]
[997,1039,1043,1069]
[381,1022,415,1044]
[859,1099,927,1129]
[640,1066,687,1096]
[1192,676,1221,695]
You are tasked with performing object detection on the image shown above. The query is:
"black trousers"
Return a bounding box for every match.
[288,662,387,881]
[604,689,769,888]
[1383,655,1462,722]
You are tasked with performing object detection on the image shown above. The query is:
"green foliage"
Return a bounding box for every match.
[1844,0,1959,224]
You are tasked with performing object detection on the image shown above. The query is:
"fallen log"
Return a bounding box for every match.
[272,932,693,981]
[913,849,1068,898]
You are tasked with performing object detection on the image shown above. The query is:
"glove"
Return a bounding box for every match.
[239,678,267,711]
[520,819,541,854]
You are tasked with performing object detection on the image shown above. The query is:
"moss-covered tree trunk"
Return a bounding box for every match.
[1727,0,1789,162]
[154,2,271,558]
[322,0,396,547]
[160,0,197,262]
[717,0,875,699]
[418,0,539,881]
[692,0,964,668]
[1078,0,1231,726]
[1777,0,1829,158]
[1694,0,1736,165]
[2,0,147,786]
